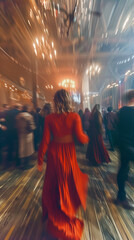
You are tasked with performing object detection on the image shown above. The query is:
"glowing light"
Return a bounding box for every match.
[125,70,131,76]
[34,49,37,56]
[52,42,54,48]
[122,16,130,32]
[30,9,33,18]
[86,64,101,76]
[58,79,76,90]
[54,50,57,56]
[36,15,40,21]
[33,43,36,49]
[42,37,44,44]
[28,20,31,26]
[50,54,52,60]
[42,53,45,59]
[36,38,39,45]
[98,67,101,73]
[95,65,98,71]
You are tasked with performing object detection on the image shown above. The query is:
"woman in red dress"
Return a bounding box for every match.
[38,89,89,240]
[86,104,110,166]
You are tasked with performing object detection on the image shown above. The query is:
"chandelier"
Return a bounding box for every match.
[58,79,76,90]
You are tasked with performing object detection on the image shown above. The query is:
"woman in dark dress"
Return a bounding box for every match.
[86,104,110,166]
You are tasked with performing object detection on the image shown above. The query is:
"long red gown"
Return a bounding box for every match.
[38,112,89,240]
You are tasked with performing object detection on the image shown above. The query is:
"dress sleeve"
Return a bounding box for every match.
[74,114,89,144]
[38,116,51,167]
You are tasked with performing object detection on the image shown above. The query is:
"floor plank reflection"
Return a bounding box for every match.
[0,148,133,240]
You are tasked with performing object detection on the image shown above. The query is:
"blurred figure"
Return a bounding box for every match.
[16,105,35,169]
[115,90,134,208]
[38,89,89,240]
[31,107,41,151]
[78,109,83,123]
[105,106,117,151]
[5,104,20,167]
[82,108,91,134]
[86,104,110,166]
[0,122,7,165]
[102,108,108,140]
[39,103,52,140]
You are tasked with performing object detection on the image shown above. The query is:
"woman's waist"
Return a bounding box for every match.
[53,135,74,143]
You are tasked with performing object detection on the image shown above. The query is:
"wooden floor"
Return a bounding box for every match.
[0,147,133,240]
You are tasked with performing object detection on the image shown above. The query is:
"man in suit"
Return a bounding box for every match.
[115,90,134,208]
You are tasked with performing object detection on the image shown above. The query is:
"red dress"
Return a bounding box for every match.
[38,112,89,240]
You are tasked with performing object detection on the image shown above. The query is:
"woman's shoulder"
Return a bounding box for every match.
[68,112,80,120]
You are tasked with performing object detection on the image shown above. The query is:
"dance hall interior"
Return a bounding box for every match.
[0,0,134,240]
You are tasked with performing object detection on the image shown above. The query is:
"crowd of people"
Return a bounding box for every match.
[0,88,134,240]
[0,103,51,169]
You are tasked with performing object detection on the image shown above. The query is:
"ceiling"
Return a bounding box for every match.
[0,0,134,102]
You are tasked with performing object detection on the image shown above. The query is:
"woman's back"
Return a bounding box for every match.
[90,111,103,135]
[46,112,86,139]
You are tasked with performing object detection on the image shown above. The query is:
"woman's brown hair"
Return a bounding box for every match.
[54,89,73,113]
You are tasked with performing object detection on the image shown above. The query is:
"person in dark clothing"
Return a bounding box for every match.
[115,90,134,209]
[39,103,52,140]
[31,108,41,151]
[102,109,108,140]
[78,109,83,125]
[105,106,117,151]
[82,108,91,134]
[0,122,7,165]
[86,104,110,166]
[5,105,20,167]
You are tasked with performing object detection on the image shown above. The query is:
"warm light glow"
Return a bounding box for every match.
[30,9,33,18]
[42,37,44,44]
[42,53,45,59]
[86,64,101,76]
[36,15,40,21]
[54,50,57,56]
[50,54,52,60]
[36,38,39,45]
[52,42,54,48]
[58,79,76,90]
[28,20,31,26]
[33,43,36,49]
[34,49,37,55]
[98,67,101,73]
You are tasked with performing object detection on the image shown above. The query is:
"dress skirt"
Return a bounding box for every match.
[42,141,88,240]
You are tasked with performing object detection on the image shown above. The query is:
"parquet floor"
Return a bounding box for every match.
[0,147,133,240]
